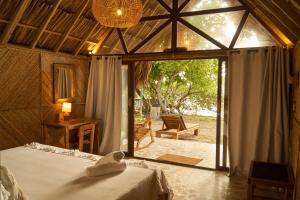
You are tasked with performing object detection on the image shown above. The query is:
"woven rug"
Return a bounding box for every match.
[157,154,202,165]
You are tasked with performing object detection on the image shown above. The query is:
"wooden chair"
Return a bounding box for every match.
[156,115,199,139]
[134,117,154,149]
[78,123,95,153]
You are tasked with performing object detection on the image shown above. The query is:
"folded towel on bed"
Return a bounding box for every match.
[86,151,126,176]
[0,165,28,200]
[86,161,127,177]
[95,151,125,166]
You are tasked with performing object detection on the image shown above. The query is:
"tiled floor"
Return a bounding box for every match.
[144,160,248,200]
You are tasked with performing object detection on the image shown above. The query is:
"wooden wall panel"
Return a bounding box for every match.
[0,48,41,110]
[0,109,42,150]
[0,46,89,150]
[0,47,42,150]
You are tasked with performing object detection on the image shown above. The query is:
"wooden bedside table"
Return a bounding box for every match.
[247,161,294,200]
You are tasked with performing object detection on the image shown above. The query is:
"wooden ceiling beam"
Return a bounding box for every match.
[171,0,178,52]
[178,18,227,49]
[156,0,172,13]
[178,0,191,12]
[30,0,63,49]
[74,22,100,56]
[54,0,90,52]
[117,29,128,54]
[92,28,114,54]
[239,0,296,45]
[130,19,172,53]
[0,0,31,44]
[272,0,300,28]
[112,0,163,53]
[258,0,300,36]
[229,10,249,49]
[140,14,171,22]
[179,6,247,17]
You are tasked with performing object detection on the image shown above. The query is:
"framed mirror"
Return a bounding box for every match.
[53,63,76,103]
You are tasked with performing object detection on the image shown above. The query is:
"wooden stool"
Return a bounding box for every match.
[247,161,294,200]
[78,123,95,153]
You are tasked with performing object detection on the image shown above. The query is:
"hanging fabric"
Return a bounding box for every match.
[228,47,290,176]
[85,56,122,154]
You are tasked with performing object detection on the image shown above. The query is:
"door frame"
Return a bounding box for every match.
[126,57,229,171]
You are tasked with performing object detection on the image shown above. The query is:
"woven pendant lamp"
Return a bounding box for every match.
[92,0,143,28]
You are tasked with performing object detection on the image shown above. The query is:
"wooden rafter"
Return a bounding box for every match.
[111,0,163,53]
[92,28,114,54]
[156,0,172,13]
[0,18,99,45]
[140,14,171,22]
[171,0,178,52]
[229,10,249,49]
[238,0,293,46]
[178,0,191,12]
[30,0,63,49]
[179,6,247,17]
[74,22,100,56]
[130,19,172,53]
[117,29,128,54]
[0,0,31,44]
[271,0,300,28]
[178,18,227,49]
[54,0,90,52]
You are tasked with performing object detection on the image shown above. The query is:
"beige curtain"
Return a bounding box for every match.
[85,56,122,155]
[228,47,289,176]
[57,68,73,98]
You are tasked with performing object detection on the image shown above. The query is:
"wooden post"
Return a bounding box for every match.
[0,0,31,44]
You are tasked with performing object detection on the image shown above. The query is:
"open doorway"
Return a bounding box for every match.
[132,58,227,169]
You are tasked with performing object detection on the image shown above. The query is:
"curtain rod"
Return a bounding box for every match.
[229,46,288,54]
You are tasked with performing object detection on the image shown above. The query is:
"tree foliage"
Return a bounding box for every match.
[142,59,218,114]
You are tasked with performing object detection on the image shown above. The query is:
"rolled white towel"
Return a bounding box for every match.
[95,151,125,166]
[86,161,127,177]
[0,165,28,200]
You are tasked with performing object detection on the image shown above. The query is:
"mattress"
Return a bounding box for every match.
[0,145,170,200]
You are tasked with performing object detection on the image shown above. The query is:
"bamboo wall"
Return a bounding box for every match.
[291,41,300,200]
[0,46,89,150]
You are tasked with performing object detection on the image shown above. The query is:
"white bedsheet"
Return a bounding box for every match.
[0,146,168,200]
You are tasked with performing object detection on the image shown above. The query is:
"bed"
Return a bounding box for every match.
[0,144,172,200]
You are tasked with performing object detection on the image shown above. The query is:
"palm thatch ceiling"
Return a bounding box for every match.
[0,0,299,56]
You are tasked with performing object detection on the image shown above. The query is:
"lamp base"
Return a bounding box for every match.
[63,113,71,121]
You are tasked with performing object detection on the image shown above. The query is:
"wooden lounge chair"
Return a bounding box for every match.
[156,115,199,139]
[134,117,154,149]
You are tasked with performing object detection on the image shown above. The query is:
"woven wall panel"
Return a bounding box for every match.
[0,109,42,150]
[0,47,41,150]
[0,48,41,110]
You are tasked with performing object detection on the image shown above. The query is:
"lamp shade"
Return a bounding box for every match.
[92,0,143,28]
[62,102,72,113]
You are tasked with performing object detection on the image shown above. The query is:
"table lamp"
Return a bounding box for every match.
[62,102,72,121]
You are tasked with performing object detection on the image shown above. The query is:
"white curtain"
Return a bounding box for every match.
[57,68,73,98]
[228,47,289,176]
[85,56,122,155]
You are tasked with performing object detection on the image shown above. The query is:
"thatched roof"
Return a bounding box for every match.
[0,0,299,56]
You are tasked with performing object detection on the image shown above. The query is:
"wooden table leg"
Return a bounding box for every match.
[247,182,253,200]
[65,127,70,149]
